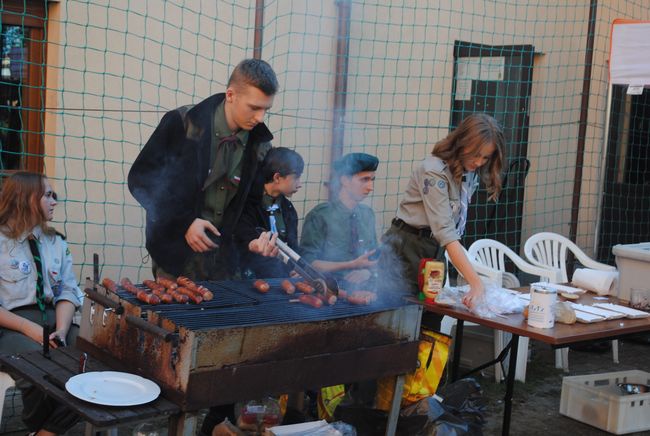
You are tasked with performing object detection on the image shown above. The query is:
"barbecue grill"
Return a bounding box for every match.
[77,277,421,411]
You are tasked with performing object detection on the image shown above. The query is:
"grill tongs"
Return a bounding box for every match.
[270,234,339,298]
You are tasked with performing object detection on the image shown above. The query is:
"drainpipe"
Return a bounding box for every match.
[253,0,265,59]
[329,0,352,199]
[569,0,597,252]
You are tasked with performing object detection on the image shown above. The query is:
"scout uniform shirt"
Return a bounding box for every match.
[201,100,249,228]
[396,155,479,247]
[0,226,83,311]
[300,199,377,280]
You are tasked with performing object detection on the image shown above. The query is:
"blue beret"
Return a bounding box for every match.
[333,153,379,176]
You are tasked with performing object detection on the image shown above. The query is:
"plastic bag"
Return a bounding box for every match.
[235,397,282,433]
[400,378,486,436]
[436,282,525,318]
[318,384,347,420]
[376,329,451,410]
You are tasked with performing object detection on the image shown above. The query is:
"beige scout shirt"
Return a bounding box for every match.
[0,226,83,311]
[396,155,477,248]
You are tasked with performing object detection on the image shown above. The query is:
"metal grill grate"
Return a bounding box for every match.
[115,279,409,330]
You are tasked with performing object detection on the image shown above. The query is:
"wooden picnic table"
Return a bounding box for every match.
[0,346,182,434]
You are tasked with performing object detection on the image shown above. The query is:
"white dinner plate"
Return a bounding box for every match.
[65,371,160,406]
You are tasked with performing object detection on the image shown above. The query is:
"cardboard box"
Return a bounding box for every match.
[612,242,650,301]
[560,370,650,434]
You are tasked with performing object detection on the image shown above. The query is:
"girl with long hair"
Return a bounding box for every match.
[0,171,82,435]
[382,113,505,319]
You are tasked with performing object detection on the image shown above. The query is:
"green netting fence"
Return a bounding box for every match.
[0,0,648,285]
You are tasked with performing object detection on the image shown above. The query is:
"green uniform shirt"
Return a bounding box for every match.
[201,100,249,228]
[300,199,377,279]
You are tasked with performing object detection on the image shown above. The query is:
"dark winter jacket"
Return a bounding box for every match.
[128,93,272,275]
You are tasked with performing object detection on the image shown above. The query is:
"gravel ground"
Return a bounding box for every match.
[2,338,649,435]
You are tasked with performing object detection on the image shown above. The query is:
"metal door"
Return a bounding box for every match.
[598,87,650,263]
[450,41,535,255]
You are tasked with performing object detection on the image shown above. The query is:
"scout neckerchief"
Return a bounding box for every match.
[349,212,361,256]
[203,134,242,188]
[267,203,280,234]
[27,234,47,323]
[456,172,475,237]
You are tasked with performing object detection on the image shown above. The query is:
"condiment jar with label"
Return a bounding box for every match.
[528,284,557,328]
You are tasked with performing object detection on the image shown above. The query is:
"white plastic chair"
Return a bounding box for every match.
[524,232,619,370]
[0,371,15,425]
[468,239,560,382]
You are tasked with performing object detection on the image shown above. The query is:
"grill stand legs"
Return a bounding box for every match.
[83,413,195,436]
[169,412,198,436]
[385,374,405,436]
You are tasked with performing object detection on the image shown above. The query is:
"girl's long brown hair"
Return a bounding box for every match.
[432,113,505,201]
[0,171,51,239]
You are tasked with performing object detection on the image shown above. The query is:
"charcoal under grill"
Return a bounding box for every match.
[77,278,421,411]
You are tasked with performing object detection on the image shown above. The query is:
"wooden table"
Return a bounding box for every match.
[410,291,650,436]
[0,346,181,434]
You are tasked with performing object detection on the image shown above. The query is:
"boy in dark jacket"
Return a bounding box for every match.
[235,147,304,278]
[128,58,279,280]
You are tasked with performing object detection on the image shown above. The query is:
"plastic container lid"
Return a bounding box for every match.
[612,242,650,262]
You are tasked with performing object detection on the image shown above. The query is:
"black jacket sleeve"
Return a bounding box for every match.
[127,109,200,274]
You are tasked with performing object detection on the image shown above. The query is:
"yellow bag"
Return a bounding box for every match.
[317,384,346,421]
[376,329,451,411]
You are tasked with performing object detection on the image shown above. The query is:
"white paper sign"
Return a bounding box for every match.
[455,79,472,101]
[457,56,505,81]
[610,20,650,86]
[627,85,644,95]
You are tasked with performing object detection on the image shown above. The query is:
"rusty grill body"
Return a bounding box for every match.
[78,279,421,410]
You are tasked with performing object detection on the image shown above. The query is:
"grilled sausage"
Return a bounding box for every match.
[101,277,118,293]
[295,281,315,294]
[136,290,160,305]
[316,293,338,306]
[176,276,199,290]
[148,286,174,304]
[253,279,270,293]
[177,276,214,301]
[156,291,174,304]
[297,294,323,308]
[196,286,214,301]
[176,287,203,304]
[346,290,377,305]
[168,290,189,304]
[143,279,166,293]
[120,278,139,295]
[156,277,178,290]
[281,279,296,295]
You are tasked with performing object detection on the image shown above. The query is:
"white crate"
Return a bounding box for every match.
[613,242,650,302]
[560,370,650,434]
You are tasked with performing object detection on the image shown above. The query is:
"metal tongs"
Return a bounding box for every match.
[258,228,338,297]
